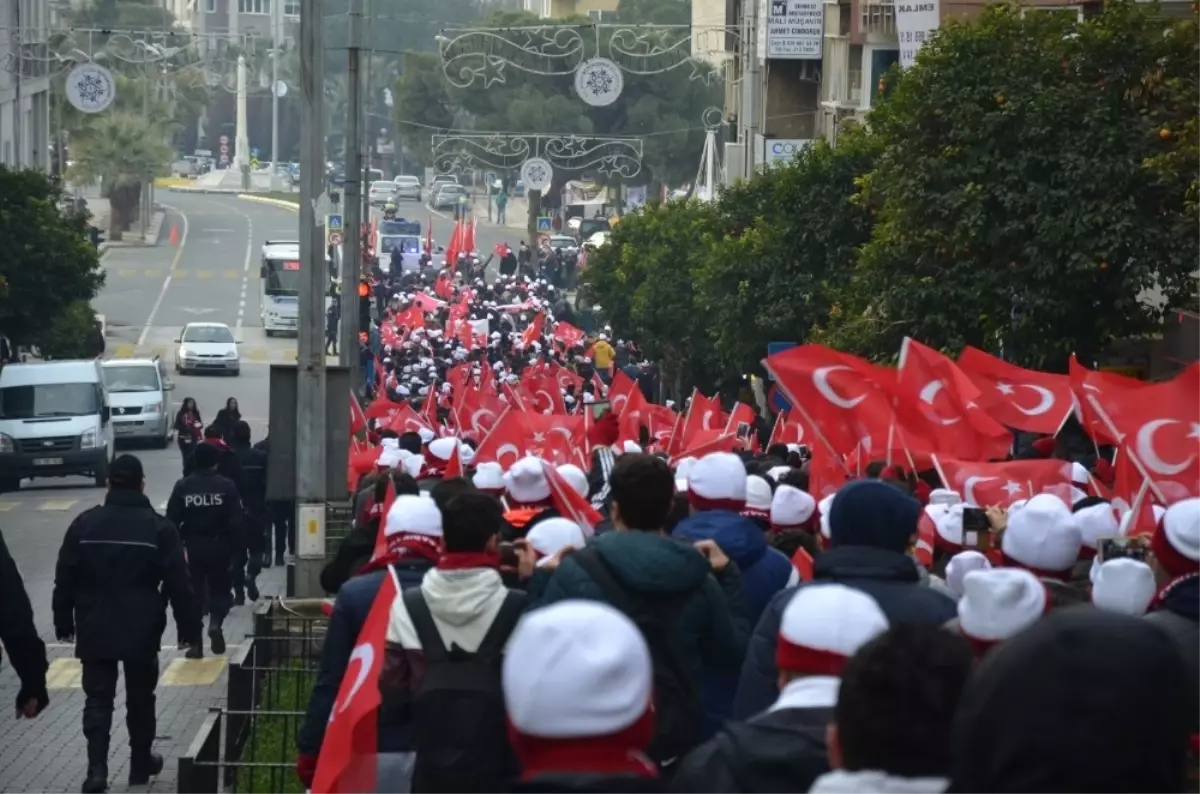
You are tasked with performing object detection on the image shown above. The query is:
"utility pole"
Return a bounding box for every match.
[141,61,150,240]
[745,0,762,178]
[269,0,282,182]
[294,0,328,598]
[340,0,363,386]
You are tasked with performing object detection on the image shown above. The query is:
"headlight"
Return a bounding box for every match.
[0,434,13,453]
[181,348,195,359]
[80,429,100,449]
[224,350,238,358]
[147,402,163,414]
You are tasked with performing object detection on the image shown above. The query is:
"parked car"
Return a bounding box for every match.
[393,175,421,201]
[432,184,468,211]
[368,180,398,207]
[548,234,579,253]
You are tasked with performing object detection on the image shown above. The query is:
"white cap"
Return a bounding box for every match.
[927,503,964,549]
[1090,558,1156,616]
[376,445,404,469]
[743,475,773,518]
[776,585,888,675]
[766,465,792,483]
[1001,494,1082,575]
[426,437,458,464]
[770,484,815,528]
[945,551,992,599]
[673,457,698,481]
[384,494,443,539]
[555,464,589,498]
[618,440,642,455]
[526,518,587,565]
[417,427,436,444]
[687,452,747,510]
[957,568,1046,644]
[818,493,836,539]
[1072,501,1119,550]
[505,456,552,504]
[472,461,506,492]
[929,488,963,506]
[504,601,652,739]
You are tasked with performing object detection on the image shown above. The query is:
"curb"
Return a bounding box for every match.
[167,186,242,194]
[237,194,300,211]
[146,210,167,245]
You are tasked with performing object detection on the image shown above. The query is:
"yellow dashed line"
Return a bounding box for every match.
[223,269,240,279]
[0,502,17,512]
[39,499,78,511]
[197,270,213,279]
[159,657,227,686]
[117,268,137,277]
[172,269,186,278]
[47,659,83,689]
[144,269,162,278]
[248,348,269,361]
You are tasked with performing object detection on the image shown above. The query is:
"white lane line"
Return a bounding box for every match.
[237,215,253,334]
[137,205,189,347]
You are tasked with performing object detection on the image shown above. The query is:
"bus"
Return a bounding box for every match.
[260,241,303,336]
[373,218,423,274]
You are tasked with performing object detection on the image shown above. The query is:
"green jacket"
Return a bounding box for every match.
[533,531,750,679]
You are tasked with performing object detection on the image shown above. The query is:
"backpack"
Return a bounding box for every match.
[403,588,525,792]
[572,547,706,767]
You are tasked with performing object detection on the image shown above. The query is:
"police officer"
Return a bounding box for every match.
[52,455,199,793]
[167,442,242,657]
[231,420,268,603]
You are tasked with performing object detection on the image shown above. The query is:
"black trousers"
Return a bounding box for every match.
[82,658,159,768]
[268,502,294,556]
[186,544,232,624]
[232,513,264,595]
[178,438,197,477]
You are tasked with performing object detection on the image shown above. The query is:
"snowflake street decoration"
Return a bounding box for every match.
[574,58,623,107]
[65,64,117,113]
[520,158,554,193]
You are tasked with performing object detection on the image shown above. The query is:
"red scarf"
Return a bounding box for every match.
[1150,571,1200,612]
[437,552,501,570]
[508,710,658,781]
[360,533,442,574]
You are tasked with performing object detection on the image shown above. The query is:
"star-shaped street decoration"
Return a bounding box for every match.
[688,58,721,86]
[467,55,507,88]
[519,28,559,55]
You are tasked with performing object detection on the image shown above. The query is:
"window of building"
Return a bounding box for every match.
[239,0,270,14]
[864,46,898,109]
[588,8,604,19]
[284,0,300,14]
[205,0,217,12]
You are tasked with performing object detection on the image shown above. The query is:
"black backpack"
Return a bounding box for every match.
[572,547,706,767]
[404,588,525,793]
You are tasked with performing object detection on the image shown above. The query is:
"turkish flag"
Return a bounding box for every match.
[442,439,464,480]
[617,385,651,446]
[524,373,567,415]
[502,381,535,413]
[768,411,811,449]
[434,270,453,300]
[420,381,440,430]
[1111,450,1160,536]
[723,402,757,436]
[444,219,463,264]
[473,410,584,470]
[608,370,638,415]
[1068,355,1154,446]
[897,338,1012,461]
[368,479,398,563]
[958,346,1072,435]
[807,442,848,500]
[471,409,525,470]
[542,459,601,535]
[394,305,424,331]
[547,361,583,394]
[311,567,399,794]
[790,547,814,582]
[935,457,1076,507]
[669,430,740,465]
[412,292,443,313]
[455,387,505,439]
[673,391,723,456]
[349,391,368,436]
[643,405,679,451]
[520,312,546,349]
[364,395,405,422]
[463,217,477,255]
[763,345,896,457]
[384,404,434,435]
[553,321,586,350]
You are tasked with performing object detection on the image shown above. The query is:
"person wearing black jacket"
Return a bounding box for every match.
[52,455,199,793]
[231,421,267,604]
[256,435,295,565]
[0,528,49,722]
[201,424,244,498]
[211,397,241,443]
[167,442,243,658]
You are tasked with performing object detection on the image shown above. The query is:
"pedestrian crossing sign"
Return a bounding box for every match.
[537,216,553,232]
[327,214,343,233]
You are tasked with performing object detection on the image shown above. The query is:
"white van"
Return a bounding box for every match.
[0,360,114,490]
[101,358,174,447]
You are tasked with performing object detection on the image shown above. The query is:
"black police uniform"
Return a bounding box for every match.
[167,463,242,644]
[52,487,198,786]
[232,440,268,601]
[255,436,295,563]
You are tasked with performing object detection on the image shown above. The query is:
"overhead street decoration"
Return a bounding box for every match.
[431,133,644,182]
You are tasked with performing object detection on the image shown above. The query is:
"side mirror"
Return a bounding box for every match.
[173,338,182,343]
[235,340,243,344]
[101,405,111,423]
[164,382,176,391]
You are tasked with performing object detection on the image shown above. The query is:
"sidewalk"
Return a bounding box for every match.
[80,190,166,251]
[0,563,288,793]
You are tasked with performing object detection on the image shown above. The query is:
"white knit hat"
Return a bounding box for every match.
[929,488,963,506]
[687,452,747,511]
[776,584,888,675]
[376,445,404,469]
[674,457,698,480]
[555,464,589,498]
[504,456,552,504]
[1090,558,1156,616]
[766,465,792,483]
[618,440,642,455]
[957,568,1046,645]
[1152,497,1200,578]
[526,518,587,565]
[945,551,992,599]
[743,475,773,519]
[926,503,964,550]
[384,494,443,538]
[770,484,816,528]
[1072,501,1119,550]
[817,493,836,539]
[504,600,652,739]
[472,461,505,493]
[427,437,458,464]
[1001,493,1082,575]
[417,427,436,444]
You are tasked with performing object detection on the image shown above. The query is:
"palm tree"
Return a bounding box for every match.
[67,112,173,241]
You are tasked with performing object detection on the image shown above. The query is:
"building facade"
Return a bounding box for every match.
[0,0,53,171]
[524,0,621,20]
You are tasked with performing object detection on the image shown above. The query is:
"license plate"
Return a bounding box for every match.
[33,457,63,466]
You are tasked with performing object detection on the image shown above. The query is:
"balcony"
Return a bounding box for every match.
[860,0,896,35]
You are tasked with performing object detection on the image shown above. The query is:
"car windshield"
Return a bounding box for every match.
[395,177,419,185]
[440,186,466,195]
[182,326,235,344]
[370,181,394,191]
[0,383,99,419]
[380,235,420,254]
[103,365,160,393]
[551,237,576,248]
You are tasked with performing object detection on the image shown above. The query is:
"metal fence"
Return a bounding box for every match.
[179,598,330,793]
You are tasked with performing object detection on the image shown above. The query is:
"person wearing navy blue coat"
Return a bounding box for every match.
[732,479,957,719]
[672,453,797,738]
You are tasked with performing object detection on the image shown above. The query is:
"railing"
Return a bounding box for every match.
[860,0,897,35]
[178,599,330,793]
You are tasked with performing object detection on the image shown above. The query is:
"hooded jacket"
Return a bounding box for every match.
[947,606,1192,793]
[534,530,751,692]
[669,677,834,793]
[672,510,797,733]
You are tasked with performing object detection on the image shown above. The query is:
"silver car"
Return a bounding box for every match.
[393,175,421,201]
[175,322,241,376]
[101,358,174,447]
[368,180,398,207]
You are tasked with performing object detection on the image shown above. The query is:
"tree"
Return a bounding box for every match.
[36,302,102,360]
[392,53,459,166]
[582,199,722,394]
[0,168,106,347]
[818,1,1200,367]
[696,127,881,376]
[67,112,173,240]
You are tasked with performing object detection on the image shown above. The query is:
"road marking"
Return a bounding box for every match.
[238,215,254,333]
[46,659,83,689]
[224,269,240,279]
[159,657,228,686]
[204,228,237,233]
[138,205,189,347]
[118,268,137,277]
[39,499,78,511]
[197,270,214,279]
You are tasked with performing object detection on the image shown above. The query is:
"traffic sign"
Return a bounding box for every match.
[537,216,553,232]
[326,214,343,232]
[328,231,344,246]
